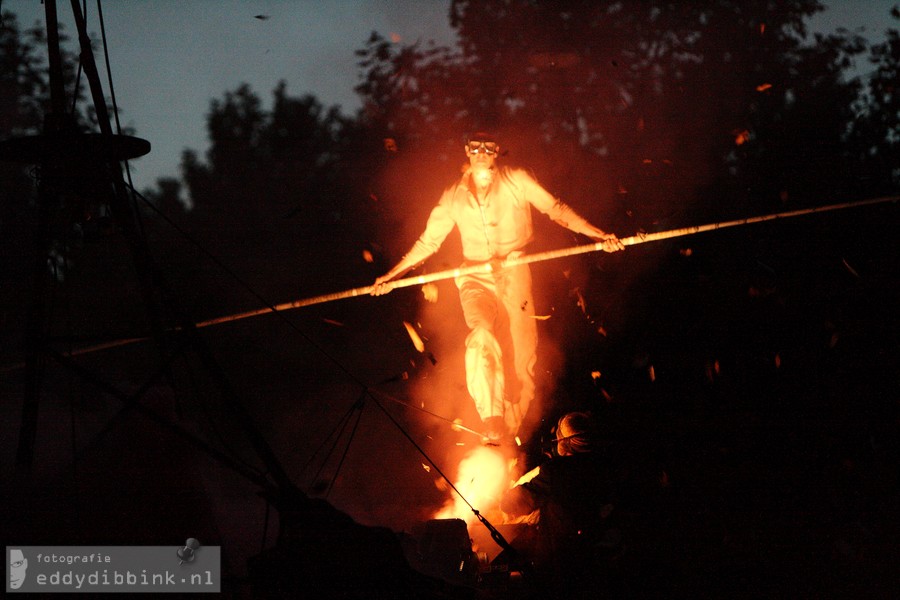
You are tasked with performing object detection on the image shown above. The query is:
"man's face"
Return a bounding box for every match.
[10,549,27,589]
[465,139,498,170]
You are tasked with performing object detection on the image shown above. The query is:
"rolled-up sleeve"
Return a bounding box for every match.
[397,200,456,269]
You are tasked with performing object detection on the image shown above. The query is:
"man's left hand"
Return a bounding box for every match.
[593,233,625,252]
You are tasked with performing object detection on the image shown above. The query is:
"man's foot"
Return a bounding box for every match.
[481,416,509,446]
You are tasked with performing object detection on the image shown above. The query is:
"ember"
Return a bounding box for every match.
[403,321,425,352]
[421,282,438,303]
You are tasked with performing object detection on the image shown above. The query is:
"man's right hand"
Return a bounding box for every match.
[371,275,394,296]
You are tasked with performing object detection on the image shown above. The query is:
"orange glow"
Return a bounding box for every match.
[322,318,344,327]
[756,83,773,92]
[734,130,751,145]
[362,249,374,263]
[434,447,511,525]
[591,371,601,380]
[383,138,398,152]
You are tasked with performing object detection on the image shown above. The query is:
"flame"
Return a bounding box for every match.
[434,447,511,525]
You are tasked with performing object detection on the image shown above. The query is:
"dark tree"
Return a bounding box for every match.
[353,1,884,231]
[849,6,900,196]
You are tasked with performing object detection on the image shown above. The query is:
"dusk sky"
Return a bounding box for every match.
[7,0,898,192]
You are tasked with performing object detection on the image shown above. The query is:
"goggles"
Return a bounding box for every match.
[467,140,499,155]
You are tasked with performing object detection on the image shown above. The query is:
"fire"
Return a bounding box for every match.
[434,447,511,525]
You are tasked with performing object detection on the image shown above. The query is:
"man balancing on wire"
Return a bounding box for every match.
[372,131,623,444]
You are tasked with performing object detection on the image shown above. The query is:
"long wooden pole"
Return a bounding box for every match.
[196,194,898,325]
[2,195,895,368]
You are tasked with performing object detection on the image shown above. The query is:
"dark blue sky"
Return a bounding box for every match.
[8,0,896,192]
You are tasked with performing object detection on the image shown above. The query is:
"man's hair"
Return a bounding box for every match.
[557,411,595,455]
[466,130,498,143]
